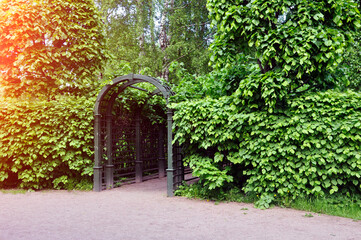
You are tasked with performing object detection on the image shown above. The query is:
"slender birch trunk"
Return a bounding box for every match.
[159,0,174,82]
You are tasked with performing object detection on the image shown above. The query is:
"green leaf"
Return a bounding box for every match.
[324,39,332,46]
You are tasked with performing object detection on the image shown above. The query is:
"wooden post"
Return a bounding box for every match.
[158,125,165,178]
[166,109,174,197]
[105,114,114,189]
[93,114,103,192]
[135,111,142,183]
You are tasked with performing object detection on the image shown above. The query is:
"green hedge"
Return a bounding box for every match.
[0,96,94,189]
[173,90,361,206]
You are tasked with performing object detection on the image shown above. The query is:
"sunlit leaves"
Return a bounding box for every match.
[0,96,95,189]
[0,0,107,98]
[184,154,233,190]
[207,0,361,99]
[173,90,361,206]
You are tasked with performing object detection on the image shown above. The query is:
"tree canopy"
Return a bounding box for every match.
[96,0,212,83]
[206,0,361,109]
[171,0,361,208]
[0,0,107,98]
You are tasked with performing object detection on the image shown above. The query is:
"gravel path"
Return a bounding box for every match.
[0,177,360,240]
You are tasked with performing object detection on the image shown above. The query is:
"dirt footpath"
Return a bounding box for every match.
[0,177,360,240]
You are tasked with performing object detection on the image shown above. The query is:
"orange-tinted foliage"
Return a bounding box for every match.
[0,0,41,94]
[0,0,106,98]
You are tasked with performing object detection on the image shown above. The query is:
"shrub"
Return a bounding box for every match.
[0,96,95,189]
[207,0,360,92]
[0,0,107,98]
[342,33,361,91]
[173,90,361,207]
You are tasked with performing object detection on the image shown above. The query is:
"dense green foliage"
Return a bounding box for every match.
[0,84,166,190]
[176,182,361,220]
[1,0,361,208]
[0,0,208,190]
[290,193,361,220]
[0,96,95,189]
[173,90,361,208]
[0,0,107,98]
[0,0,108,189]
[342,33,361,91]
[207,0,360,98]
[171,0,361,208]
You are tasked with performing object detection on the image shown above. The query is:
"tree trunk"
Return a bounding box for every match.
[159,0,174,82]
[137,0,145,58]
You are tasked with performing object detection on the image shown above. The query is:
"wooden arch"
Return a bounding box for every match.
[93,74,175,196]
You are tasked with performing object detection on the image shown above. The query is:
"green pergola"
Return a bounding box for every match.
[93,74,180,196]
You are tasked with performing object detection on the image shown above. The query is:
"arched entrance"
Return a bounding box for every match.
[93,74,183,196]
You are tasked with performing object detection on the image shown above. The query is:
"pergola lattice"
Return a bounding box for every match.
[93,74,184,196]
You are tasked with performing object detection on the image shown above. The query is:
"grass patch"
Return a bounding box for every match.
[0,189,27,194]
[175,182,361,220]
[174,182,257,203]
[0,179,92,193]
[288,194,361,220]
[304,213,314,218]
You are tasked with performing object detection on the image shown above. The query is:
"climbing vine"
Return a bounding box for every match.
[173,90,361,207]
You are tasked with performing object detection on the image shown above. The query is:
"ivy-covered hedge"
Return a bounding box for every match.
[173,90,361,205]
[0,96,95,189]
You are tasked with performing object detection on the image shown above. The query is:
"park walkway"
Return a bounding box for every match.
[0,177,360,240]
